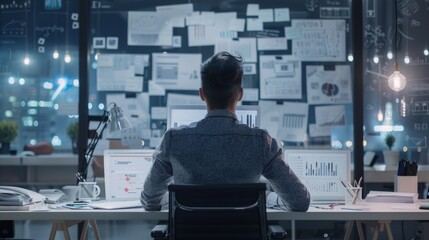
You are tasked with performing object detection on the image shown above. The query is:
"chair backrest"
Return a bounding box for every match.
[168,183,267,240]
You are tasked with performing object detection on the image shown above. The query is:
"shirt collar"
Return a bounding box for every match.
[205,109,238,121]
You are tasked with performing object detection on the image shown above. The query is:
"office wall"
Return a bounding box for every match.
[87,0,354,150]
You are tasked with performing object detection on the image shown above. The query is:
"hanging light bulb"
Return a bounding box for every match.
[424,49,429,56]
[388,0,407,92]
[377,108,384,122]
[388,62,407,92]
[53,50,59,59]
[387,51,393,59]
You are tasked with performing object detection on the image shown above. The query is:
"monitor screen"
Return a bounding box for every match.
[284,149,351,203]
[167,105,259,129]
[103,149,154,201]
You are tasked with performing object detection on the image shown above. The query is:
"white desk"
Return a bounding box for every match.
[1,202,428,221]
[1,202,429,240]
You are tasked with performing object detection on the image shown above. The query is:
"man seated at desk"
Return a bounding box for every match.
[140,51,310,212]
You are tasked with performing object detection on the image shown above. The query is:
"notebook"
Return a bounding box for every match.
[103,149,155,202]
[284,149,351,204]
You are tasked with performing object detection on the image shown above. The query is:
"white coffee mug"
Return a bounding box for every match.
[62,185,80,201]
[78,182,100,201]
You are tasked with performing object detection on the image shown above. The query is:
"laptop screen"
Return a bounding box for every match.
[103,149,155,201]
[284,149,351,203]
[167,105,260,129]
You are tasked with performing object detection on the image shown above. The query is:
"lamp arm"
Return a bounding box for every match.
[77,111,109,182]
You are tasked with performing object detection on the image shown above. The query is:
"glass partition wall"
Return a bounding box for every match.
[0,0,79,153]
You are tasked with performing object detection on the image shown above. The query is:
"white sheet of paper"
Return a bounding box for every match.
[243,63,257,75]
[242,88,259,102]
[127,11,173,46]
[257,37,287,51]
[306,65,352,104]
[156,3,193,28]
[274,8,290,22]
[188,12,237,46]
[258,9,274,22]
[151,107,167,120]
[258,100,281,141]
[186,11,215,26]
[309,124,332,137]
[167,93,202,107]
[247,18,264,31]
[291,19,346,61]
[315,105,346,127]
[277,102,308,142]
[246,4,259,16]
[96,54,147,92]
[285,26,301,40]
[228,18,245,32]
[215,38,257,62]
[259,55,302,99]
[152,53,201,90]
[148,80,166,96]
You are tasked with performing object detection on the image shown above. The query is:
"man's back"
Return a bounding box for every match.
[169,109,265,184]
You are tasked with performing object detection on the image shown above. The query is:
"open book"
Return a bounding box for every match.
[365,191,418,203]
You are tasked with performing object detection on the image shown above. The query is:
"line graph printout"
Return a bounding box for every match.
[104,149,155,201]
[284,150,350,202]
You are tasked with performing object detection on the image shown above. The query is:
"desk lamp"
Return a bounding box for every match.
[76,103,131,182]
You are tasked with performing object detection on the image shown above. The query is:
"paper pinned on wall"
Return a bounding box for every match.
[188,12,237,46]
[152,53,202,90]
[148,80,166,96]
[247,18,264,31]
[258,100,281,141]
[185,11,215,26]
[246,4,259,16]
[166,93,202,108]
[215,38,257,62]
[156,3,193,28]
[128,11,171,46]
[242,88,259,102]
[259,55,302,100]
[151,107,167,120]
[258,9,274,22]
[277,102,309,143]
[97,54,147,92]
[291,19,346,61]
[243,63,257,75]
[285,26,301,40]
[274,8,290,22]
[228,18,245,32]
[257,37,287,51]
[309,124,332,137]
[306,65,352,104]
[315,105,346,127]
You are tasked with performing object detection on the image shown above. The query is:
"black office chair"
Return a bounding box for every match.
[151,183,287,240]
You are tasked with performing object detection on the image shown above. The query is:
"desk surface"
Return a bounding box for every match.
[1,202,429,221]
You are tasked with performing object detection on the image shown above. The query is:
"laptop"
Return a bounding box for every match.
[167,105,260,129]
[89,149,155,209]
[284,149,351,204]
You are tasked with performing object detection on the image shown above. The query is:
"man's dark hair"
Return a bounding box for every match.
[200,51,243,109]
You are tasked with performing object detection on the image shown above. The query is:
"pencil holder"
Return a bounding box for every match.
[394,176,418,193]
[344,187,362,205]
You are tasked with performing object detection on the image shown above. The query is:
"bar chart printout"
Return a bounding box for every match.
[285,150,350,201]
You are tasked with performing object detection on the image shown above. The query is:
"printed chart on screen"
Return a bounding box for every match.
[284,150,350,202]
[104,150,154,201]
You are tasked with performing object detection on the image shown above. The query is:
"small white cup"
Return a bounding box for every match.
[62,185,80,202]
[78,182,100,201]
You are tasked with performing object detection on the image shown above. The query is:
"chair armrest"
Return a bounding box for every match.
[268,224,287,240]
[151,224,168,240]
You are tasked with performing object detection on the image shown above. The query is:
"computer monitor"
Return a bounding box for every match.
[167,105,260,129]
[284,149,351,203]
[103,149,155,201]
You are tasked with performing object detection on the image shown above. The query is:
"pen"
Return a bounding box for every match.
[66,203,88,206]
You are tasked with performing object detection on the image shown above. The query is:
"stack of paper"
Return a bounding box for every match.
[365,191,418,203]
